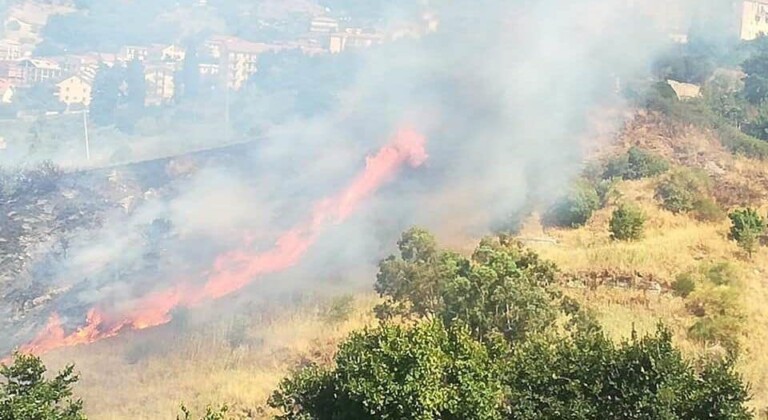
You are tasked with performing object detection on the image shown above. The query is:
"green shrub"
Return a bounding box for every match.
[728,208,766,257]
[270,321,752,420]
[685,287,744,353]
[655,168,711,214]
[692,197,725,222]
[604,147,669,180]
[717,124,768,160]
[609,203,646,241]
[640,83,768,160]
[323,294,356,324]
[594,177,620,208]
[492,203,534,235]
[177,404,229,420]
[0,353,86,420]
[671,273,697,298]
[543,181,600,228]
[702,262,739,286]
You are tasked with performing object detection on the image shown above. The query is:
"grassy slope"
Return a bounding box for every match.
[529,112,768,413]
[42,296,380,419]
[39,111,768,418]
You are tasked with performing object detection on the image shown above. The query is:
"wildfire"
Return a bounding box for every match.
[14,128,428,357]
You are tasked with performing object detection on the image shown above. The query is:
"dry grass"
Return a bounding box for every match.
[527,119,768,413]
[34,115,768,418]
[41,295,380,419]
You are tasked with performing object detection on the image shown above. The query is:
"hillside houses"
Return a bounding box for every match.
[0,5,426,114]
[16,58,62,85]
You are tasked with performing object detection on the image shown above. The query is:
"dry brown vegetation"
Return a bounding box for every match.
[36,113,768,417]
[41,295,380,419]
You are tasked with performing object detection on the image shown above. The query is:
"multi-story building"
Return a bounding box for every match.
[144,63,176,106]
[741,0,768,40]
[205,35,283,90]
[158,44,186,62]
[310,16,340,33]
[120,45,150,62]
[56,72,94,108]
[329,29,384,54]
[16,58,62,85]
[0,40,22,61]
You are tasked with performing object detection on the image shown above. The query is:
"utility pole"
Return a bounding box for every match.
[225,83,230,142]
[82,109,90,162]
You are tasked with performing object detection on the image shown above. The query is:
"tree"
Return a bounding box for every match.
[269,321,507,420]
[609,203,646,241]
[270,322,752,420]
[728,208,766,257]
[375,229,561,342]
[272,231,752,419]
[114,59,147,133]
[503,326,751,420]
[742,43,768,105]
[655,168,711,214]
[603,147,669,181]
[89,64,122,126]
[543,181,600,228]
[0,353,85,420]
[177,44,201,103]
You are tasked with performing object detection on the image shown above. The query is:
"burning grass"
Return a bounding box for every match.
[40,294,380,419]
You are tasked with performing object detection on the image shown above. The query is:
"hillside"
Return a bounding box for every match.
[16,108,767,418]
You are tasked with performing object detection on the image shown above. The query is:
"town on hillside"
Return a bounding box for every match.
[0,1,438,115]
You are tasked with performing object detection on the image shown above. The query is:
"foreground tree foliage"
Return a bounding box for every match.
[374,229,562,342]
[270,322,751,419]
[0,353,85,420]
[270,229,753,419]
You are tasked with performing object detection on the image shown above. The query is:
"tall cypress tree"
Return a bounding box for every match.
[89,63,121,126]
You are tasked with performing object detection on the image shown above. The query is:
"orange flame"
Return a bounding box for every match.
[14,128,428,356]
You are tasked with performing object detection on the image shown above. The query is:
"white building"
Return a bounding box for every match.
[741,0,768,40]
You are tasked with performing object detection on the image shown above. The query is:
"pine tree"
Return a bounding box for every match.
[177,43,201,103]
[89,63,121,126]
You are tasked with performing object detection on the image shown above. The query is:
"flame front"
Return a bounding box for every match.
[17,128,428,356]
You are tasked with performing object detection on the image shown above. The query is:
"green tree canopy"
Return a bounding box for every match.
[374,229,562,342]
[728,208,766,257]
[270,321,752,420]
[0,353,85,420]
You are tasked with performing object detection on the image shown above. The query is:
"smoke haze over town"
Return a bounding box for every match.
[2,1,766,417]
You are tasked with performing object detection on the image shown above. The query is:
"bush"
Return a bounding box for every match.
[672,273,697,298]
[491,203,533,235]
[609,203,646,241]
[686,287,744,353]
[702,262,739,286]
[603,147,669,180]
[270,322,752,419]
[594,177,620,208]
[0,353,86,419]
[655,168,711,214]
[718,124,768,160]
[543,181,600,228]
[177,404,229,420]
[323,294,355,324]
[692,197,726,222]
[728,208,766,257]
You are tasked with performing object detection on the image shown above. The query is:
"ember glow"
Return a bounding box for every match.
[16,128,428,356]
